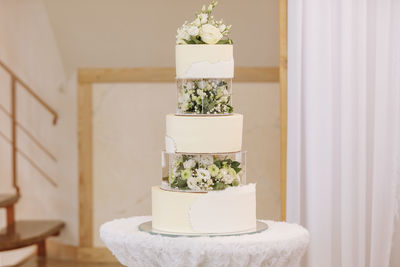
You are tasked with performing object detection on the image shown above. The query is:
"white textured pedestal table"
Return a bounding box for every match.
[100,216,309,267]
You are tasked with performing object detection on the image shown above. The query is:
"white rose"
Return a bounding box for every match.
[187,176,200,190]
[200,24,223,44]
[222,173,234,184]
[183,159,196,169]
[219,24,226,32]
[199,13,208,24]
[187,26,199,36]
[176,27,190,44]
[196,168,211,181]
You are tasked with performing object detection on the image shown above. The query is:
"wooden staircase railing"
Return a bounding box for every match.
[0,59,64,258]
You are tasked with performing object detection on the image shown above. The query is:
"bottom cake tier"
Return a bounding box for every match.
[152,184,256,234]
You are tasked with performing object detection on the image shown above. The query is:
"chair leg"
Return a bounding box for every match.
[37,240,46,257]
[6,205,15,226]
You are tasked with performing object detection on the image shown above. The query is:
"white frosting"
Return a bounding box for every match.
[164,135,176,153]
[176,45,234,78]
[151,184,256,234]
[190,184,256,233]
[166,114,243,153]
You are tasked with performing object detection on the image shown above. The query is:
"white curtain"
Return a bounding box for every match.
[287,0,400,266]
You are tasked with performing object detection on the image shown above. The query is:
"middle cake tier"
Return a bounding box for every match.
[165,113,243,153]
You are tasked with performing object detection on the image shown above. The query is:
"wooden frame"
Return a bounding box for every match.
[77,63,285,247]
[279,0,288,221]
[78,67,279,83]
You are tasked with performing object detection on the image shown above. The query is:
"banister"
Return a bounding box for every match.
[0,130,57,187]
[0,59,58,124]
[0,104,57,162]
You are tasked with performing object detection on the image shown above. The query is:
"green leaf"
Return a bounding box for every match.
[190,36,206,44]
[224,158,233,165]
[216,38,233,44]
[213,182,227,190]
[232,167,242,174]
[184,39,195,44]
[215,160,223,169]
[176,178,188,188]
[177,163,184,171]
[231,161,240,168]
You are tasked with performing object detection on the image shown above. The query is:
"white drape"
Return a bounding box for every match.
[287,0,400,266]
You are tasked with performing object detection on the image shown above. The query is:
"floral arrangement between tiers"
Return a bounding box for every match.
[165,154,243,191]
[176,1,232,45]
[177,79,233,115]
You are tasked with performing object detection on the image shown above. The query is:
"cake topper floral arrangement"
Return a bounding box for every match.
[176,1,232,45]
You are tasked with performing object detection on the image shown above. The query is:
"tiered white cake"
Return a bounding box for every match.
[151,1,256,234]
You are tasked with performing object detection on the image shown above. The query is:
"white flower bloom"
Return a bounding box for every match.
[196,168,211,181]
[194,18,201,27]
[186,81,194,89]
[178,93,190,103]
[200,24,223,44]
[222,173,234,184]
[199,13,208,24]
[219,96,228,103]
[172,167,179,178]
[183,159,196,169]
[199,155,213,166]
[217,168,228,179]
[176,27,190,44]
[197,80,206,89]
[201,5,206,12]
[182,101,190,111]
[207,4,213,12]
[196,89,205,97]
[219,24,226,32]
[187,26,199,36]
[187,176,200,190]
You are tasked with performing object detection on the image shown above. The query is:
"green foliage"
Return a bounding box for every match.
[184,36,206,44]
[216,38,233,44]
[171,177,188,189]
[213,182,228,190]
[231,161,242,174]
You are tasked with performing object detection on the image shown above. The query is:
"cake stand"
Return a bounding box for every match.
[100,216,309,267]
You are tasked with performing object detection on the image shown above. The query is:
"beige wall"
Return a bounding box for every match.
[92,82,280,246]
[0,0,79,245]
[43,0,279,76]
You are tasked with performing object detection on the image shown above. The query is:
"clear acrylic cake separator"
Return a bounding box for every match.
[161,151,247,192]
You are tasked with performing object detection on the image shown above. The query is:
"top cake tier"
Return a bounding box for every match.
[176,45,234,79]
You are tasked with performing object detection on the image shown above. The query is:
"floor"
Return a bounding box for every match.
[16,257,123,267]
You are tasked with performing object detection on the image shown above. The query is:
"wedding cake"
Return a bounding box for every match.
[151,1,256,234]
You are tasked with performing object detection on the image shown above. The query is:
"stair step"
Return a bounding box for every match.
[0,194,19,208]
[0,220,64,251]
